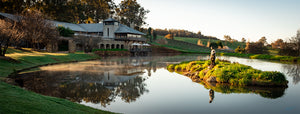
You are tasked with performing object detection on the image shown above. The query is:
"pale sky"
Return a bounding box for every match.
[115,0,300,43]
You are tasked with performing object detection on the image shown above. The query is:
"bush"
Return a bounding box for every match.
[164,34,174,40]
[57,26,74,37]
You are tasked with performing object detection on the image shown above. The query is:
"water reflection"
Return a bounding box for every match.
[13,70,148,107]
[200,81,286,99]
[8,55,295,113]
[282,64,300,84]
[10,55,208,107]
[209,89,214,103]
[10,57,161,107]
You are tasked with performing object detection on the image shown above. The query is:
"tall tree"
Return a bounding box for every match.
[85,0,116,23]
[0,0,25,14]
[19,9,58,50]
[258,36,267,45]
[271,39,284,49]
[116,0,149,29]
[0,19,24,56]
[147,27,152,42]
[241,38,246,43]
[289,30,300,56]
[224,35,232,41]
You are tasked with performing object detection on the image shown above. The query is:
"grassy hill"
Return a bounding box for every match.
[173,36,246,50]
[152,39,211,53]
[152,36,242,53]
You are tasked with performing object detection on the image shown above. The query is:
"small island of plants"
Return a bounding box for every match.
[167,60,288,87]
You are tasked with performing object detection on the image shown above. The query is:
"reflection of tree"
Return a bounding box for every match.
[199,81,287,99]
[12,70,148,107]
[282,64,300,84]
[209,89,214,103]
[60,82,116,107]
[116,76,149,103]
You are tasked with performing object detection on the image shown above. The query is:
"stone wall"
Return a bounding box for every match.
[68,40,76,53]
[46,42,58,52]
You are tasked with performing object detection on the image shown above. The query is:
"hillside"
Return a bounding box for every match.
[151,36,241,53]
[173,36,246,50]
[152,36,230,53]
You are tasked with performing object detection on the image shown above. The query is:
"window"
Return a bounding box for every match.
[105,22,114,25]
[107,28,109,36]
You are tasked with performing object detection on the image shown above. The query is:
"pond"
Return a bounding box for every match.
[9,55,300,114]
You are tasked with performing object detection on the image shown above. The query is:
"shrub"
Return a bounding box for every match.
[57,26,74,37]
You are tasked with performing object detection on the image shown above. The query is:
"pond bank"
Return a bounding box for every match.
[0,48,113,113]
[220,52,300,63]
[167,60,288,87]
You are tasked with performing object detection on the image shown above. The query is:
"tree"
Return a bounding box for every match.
[280,30,300,56]
[153,31,157,41]
[216,41,223,48]
[235,46,245,54]
[224,35,232,41]
[245,42,268,54]
[0,0,115,23]
[271,39,284,49]
[57,26,74,37]
[147,27,152,42]
[76,36,101,53]
[164,34,174,40]
[278,42,298,56]
[0,0,25,14]
[209,42,218,49]
[289,30,300,56]
[241,38,246,43]
[19,9,59,50]
[0,19,24,56]
[116,0,149,29]
[258,36,267,45]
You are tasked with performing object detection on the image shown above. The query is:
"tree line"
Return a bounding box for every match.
[140,28,219,40]
[271,30,300,56]
[0,0,149,29]
[234,31,300,57]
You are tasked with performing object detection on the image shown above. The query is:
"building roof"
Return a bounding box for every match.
[0,12,145,35]
[52,21,86,32]
[78,23,103,32]
[115,24,145,35]
[0,12,20,21]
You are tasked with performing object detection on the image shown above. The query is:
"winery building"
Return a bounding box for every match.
[0,12,149,52]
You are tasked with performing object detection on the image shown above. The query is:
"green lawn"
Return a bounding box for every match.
[151,40,211,53]
[0,48,113,113]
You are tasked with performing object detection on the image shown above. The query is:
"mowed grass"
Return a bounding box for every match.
[0,48,100,77]
[151,41,211,53]
[0,47,113,113]
[0,81,112,114]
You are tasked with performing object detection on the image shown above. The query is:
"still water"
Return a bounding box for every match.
[10,55,300,114]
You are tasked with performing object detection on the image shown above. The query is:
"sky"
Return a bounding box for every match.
[115,0,300,43]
